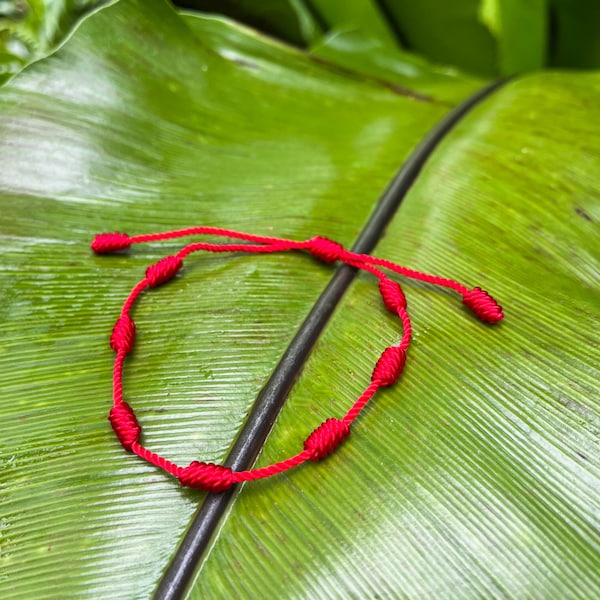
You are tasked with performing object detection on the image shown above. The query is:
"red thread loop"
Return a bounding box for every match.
[109,402,141,451]
[304,418,351,461]
[372,346,406,386]
[110,315,136,355]
[308,236,346,264]
[379,278,407,313]
[91,232,131,254]
[95,226,504,491]
[462,287,504,323]
[146,255,183,287]
[178,461,234,492]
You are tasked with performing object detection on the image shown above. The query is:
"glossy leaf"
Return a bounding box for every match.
[0,0,466,596]
[479,0,547,74]
[310,28,484,104]
[308,0,401,50]
[2,0,599,598]
[377,0,498,77]
[174,0,323,46]
[0,0,108,84]
[190,70,600,598]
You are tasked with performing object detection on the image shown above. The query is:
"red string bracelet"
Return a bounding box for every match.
[92,227,503,493]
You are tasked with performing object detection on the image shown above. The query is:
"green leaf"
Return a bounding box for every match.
[479,0,548,74]
[308,0,401,50]
[548,0,600,69]
[0,0,466,596]
[190,70,600,598]
[310,28,484,104]
[0,0,108,84]
[2,0,599,597]
[174,0,323,46]
[377,0,498,77]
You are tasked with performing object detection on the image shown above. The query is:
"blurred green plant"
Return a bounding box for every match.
[178,0,600,76]
[2,0,600,83]
[0,0,108,83]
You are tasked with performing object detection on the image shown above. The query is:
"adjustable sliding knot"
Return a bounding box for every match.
[91,232,131,254]
[372,346,406,386]
[109,402,141,451]
[308,236,346,264]
[462,287,504,323]
[304,418,351,461]
[110,315,136,355]
[146,255,183,287]
[178,461,234,493]
[379,277,407,313]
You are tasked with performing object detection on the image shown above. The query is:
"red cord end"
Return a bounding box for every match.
[462,287,504,323]
[91,232,131,254]
[178,461,234,493]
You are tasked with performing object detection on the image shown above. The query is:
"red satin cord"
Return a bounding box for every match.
[92,227,504,493]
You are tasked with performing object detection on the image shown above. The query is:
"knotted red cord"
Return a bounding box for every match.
[92,227,503,493]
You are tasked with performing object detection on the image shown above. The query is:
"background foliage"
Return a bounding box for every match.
[2,0,600,84]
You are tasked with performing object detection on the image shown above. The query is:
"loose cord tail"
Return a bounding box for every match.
[92,229,503,322]
[93,226,504,493]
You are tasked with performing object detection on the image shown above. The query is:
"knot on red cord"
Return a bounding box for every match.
[379,277,407,313]
[308,236,346,264]
[462,287,504,323]
[146,255,183,287]
[178,461,234,493]
[91,232,131,254]
[304,418,351,461]
[372,346,406,386]
[110,315,136,354]
[109,402,141,451]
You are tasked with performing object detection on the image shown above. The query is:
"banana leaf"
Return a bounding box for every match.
[1,0,598,598]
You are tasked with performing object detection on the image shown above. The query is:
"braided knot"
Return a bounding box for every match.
[308,236,345,264]
[304,418,351,461]
[379,277,407,313]
[146,255,183,287]
[109,402,141,451]
[178,461,235,493]
[110,315,136,354]
[371,346,406,386]
[462,287,504,323]
[91,232,131,254]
